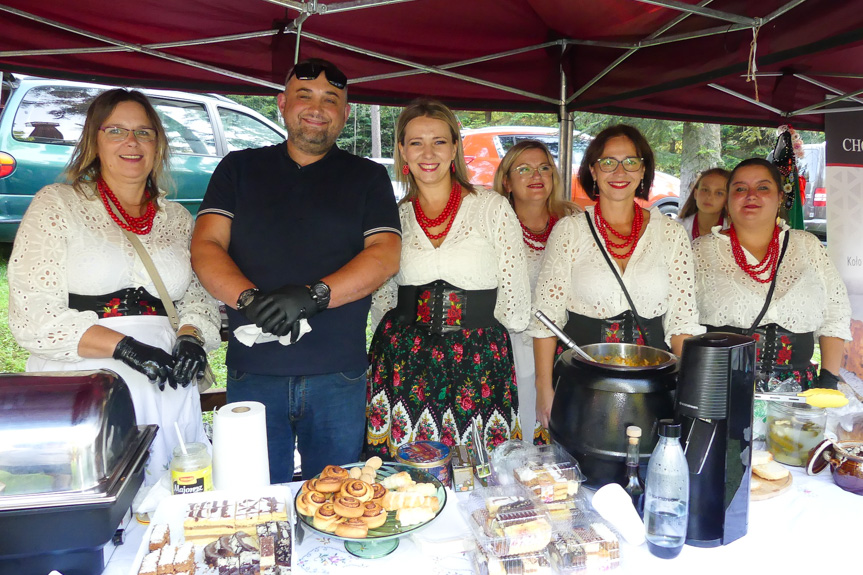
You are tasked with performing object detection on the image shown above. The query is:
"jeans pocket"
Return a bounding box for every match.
[336,367,368,384]
[227,368,251,382]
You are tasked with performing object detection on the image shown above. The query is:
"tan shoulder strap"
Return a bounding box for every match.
[121,229,181,332]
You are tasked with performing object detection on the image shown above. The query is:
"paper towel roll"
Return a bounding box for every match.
[212,401,270,489]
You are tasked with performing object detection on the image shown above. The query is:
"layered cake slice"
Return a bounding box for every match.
[184,500,236,544]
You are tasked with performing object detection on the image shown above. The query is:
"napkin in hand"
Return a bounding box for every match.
[234,319,312,347]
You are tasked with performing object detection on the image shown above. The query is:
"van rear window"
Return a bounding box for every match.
[13,86,104,145]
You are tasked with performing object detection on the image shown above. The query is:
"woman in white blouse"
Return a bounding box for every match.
[677,168,731,241]
[694,158,851,390]
[493,140,578,443]
[365,100,530,456]
[8,89,221,484]
[530,125,704,428]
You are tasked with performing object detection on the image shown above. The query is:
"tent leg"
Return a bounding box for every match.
[559,61,574,201]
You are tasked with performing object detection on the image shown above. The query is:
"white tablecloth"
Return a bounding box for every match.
[107,466,862,575]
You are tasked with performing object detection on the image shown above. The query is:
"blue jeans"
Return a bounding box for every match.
[226,368,367,482]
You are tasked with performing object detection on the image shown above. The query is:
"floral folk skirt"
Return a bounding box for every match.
[365,312,522,458]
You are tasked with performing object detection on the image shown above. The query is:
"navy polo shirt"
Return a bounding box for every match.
[198,143,401,376]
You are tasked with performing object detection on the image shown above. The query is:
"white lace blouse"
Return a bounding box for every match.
[8,183,221,361]
[528,206,704,346]
[371,188,530,331]
[693,225,852,339]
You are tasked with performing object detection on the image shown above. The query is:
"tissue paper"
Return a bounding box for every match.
[212,401,270,489]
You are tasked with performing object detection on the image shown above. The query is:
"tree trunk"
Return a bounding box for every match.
[371,105,381,158]
[680,123,722,207]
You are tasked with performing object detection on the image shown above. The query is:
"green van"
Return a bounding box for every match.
[0,74,286,243]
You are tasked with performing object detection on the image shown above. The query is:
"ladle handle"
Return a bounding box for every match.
[533,310,595,362]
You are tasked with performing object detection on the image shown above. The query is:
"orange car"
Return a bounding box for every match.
[461,126,681,215]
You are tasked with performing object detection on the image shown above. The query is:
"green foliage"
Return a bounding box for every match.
[224,94,282,125]
[337,104,401,158]
[0,245,29,373]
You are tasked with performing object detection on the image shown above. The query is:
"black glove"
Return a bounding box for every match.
[245,284,319,338]
[172,335,207,388]
[113,336,175,390]
[817,368,841,390]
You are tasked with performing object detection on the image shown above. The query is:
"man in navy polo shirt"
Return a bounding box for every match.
[191,59,401,482]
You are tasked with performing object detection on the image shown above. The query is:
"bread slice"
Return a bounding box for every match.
[750,476,764,491]
[752,460,789,481]
[751,450,774,466]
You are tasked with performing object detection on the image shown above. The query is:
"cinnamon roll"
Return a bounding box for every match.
[314,475,345,494]
[359,501,388,529]
[370,482,387,502]
[296,490,328,516]
[340,479,373,503]
[312,503,341,532]
[320,465,350,481]
[300,478,320,494]
[332,495,364,518]
[334,517,369,539]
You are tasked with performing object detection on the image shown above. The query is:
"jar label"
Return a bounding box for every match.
[172,465,213,494]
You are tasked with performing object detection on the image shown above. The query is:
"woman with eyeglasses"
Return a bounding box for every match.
[8,89,221,485]
[528,125,703,428]
[493,140,578,443]
[678,168,731,241]
[365,99,530,457]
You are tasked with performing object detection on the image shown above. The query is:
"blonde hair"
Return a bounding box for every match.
[64,89,171,202]
[493,140,579,219]
[393,99,473,203]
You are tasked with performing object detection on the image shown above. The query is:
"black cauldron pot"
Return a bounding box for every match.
[549,343,678,488]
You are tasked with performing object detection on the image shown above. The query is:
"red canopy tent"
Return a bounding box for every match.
[2,0,862,132]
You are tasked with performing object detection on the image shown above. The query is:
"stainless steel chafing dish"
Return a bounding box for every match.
[0,370,156,574]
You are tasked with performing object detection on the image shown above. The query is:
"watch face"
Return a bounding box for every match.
[238,289,258,309]
[312,282,330,308]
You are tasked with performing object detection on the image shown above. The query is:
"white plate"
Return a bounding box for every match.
[128,484,293,575]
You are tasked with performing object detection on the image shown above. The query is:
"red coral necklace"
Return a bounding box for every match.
[413,181,462,240]
[521,215,557,251]
[97,177,155,235]
[729,224,780,284]
[594,202,643,260]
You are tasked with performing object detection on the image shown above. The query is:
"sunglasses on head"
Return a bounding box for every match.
[289,62,348,89]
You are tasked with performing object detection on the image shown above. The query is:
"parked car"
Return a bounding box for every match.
[0,74,286,242]
[799,142,827,241]
[368,157,407,201]
[461,126,681,215]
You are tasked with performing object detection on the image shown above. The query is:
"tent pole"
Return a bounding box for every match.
[559,52,574,201]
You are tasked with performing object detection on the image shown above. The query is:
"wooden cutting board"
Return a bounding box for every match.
[750,473,793,500]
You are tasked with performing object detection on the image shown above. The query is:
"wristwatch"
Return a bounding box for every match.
[309,281,331,311]
[236,288,260,311]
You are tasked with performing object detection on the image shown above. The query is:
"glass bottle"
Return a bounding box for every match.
[171,442,213,495]
[644,420,689,559]
[624,425,645,516]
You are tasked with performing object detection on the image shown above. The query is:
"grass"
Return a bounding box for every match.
[0,243,228,382]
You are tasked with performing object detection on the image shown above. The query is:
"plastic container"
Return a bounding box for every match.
[395,440,452,487]
[171,442,213,495]
[766,402,827,466]
[546,518,622,573]
[471,545,551,575]
[510,442,586,503]
[643,420,688,559]
[462,484,553,556]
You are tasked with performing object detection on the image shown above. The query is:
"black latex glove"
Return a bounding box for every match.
[172,335,207,388]
[113,336,175,390]
[817,368,841,390]
[245,284,319,338]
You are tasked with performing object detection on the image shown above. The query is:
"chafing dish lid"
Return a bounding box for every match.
[0,370,146,504]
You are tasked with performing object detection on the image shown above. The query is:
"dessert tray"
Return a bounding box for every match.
[295,462,447,558]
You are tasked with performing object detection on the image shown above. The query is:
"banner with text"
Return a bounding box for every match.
[825,112,863,392]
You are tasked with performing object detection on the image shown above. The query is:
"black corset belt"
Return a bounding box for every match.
[393,280,499,335]
[69,286,167,319]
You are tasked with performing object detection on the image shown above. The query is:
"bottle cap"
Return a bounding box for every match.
[626,425,642,438]
[658,419,681,438]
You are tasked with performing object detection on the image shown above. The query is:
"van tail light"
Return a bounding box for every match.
[464,155,475,165]
[0,152,15,178]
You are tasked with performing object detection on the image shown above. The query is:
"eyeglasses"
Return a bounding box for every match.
[595,157,644,172]
[512,164,554,177]
[99,126,157,142]
[288,61,348,89]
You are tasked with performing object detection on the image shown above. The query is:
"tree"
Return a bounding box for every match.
[680,123,722,205]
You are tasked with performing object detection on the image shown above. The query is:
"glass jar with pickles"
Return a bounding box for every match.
[766,402,827,466]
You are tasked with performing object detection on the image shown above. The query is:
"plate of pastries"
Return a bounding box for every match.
[295,457,447,541]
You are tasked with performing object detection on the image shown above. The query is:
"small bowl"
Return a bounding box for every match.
[807,439,863,496]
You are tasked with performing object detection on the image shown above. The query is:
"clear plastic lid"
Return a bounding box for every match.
[546,512,622,573]
[512,443,586,504]
[461,484,553,557]
[471,544,552,575]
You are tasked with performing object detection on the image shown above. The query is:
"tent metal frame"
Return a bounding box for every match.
[1,0,858,186]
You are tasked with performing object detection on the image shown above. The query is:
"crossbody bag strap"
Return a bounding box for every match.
[121,229,181,332]
[746,230,791,336]
[584,211,647,338]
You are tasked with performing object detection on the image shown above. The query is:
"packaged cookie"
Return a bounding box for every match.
[461,484,553,557]
[547,513,621,573]
[471,543,552,575]
[513,443,585,504]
